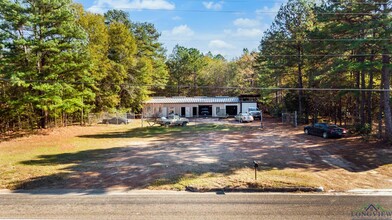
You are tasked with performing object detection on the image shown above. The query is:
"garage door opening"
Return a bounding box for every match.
[199,105,212,117]
[226,105,238,116]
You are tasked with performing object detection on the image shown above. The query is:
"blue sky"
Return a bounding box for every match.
[74,0,287,60]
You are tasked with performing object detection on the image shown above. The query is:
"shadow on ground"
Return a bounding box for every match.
[13,118,392,193]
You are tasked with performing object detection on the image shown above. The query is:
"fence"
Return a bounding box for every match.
[87,112,135,125]
[282,111,297,127]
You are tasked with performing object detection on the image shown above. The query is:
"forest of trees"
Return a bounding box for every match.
[257,0,391,139]
[0,0,391,140]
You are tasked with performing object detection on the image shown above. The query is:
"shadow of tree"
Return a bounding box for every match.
[77,124,245,139]
[14,119,392,193]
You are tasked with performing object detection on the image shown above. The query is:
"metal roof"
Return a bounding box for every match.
[145,96,240,104]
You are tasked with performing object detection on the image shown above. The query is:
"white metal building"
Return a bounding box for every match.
[144,96,258,118]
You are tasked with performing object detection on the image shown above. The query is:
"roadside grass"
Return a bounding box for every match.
[0,124,133,189]
[378,164,392,176]
[0,122,247,189]
[148,168,322,191]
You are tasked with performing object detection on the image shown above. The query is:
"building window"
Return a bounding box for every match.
[169,107,175,114]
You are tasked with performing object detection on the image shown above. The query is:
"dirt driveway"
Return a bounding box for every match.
[8,117,392,191]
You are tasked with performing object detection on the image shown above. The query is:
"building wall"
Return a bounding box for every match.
[144,103,241,117]
[241,102,258,113]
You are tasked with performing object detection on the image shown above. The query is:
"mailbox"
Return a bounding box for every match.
[253,161,259,180]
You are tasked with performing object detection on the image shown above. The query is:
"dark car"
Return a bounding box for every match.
[102,117,129,124]
[200,107,210,116]
[304,123,347,138]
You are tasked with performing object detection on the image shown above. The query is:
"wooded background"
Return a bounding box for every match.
[0,0,391,140]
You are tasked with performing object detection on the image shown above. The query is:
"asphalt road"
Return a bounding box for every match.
[1,192,392,219]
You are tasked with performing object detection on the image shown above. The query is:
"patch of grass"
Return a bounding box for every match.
[148,168,321,191]
[378,164,392,176]
[0,122,247,189]
[77,123,245,139]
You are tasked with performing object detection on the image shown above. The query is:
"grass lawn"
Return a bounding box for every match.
[0,122,245,189]
[0,119,391,191]
[149,168,322,191]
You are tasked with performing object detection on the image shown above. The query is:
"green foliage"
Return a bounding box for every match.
[0,0,91,128]
[355,123,372,135]
[256,0,392,138]
[1,5,170,129]
[166,45,206,96]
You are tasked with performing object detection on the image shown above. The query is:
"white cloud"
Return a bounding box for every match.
[233,18,260,27]
[202,1,223,10]
[172,16,182,21]
[162,25,194,37]
[223,29,232,35]
[88,0,175,13]
[208,40,235,49]
[234,28,263,38]
[256,2,285,19]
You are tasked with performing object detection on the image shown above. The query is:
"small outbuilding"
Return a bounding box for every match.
[143,96,258,118]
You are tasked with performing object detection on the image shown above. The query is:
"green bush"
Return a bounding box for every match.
[354,123,372,134]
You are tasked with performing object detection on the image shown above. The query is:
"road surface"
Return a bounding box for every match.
[1,191,391,219]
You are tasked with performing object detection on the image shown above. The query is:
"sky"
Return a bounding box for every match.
[74,0,287,60]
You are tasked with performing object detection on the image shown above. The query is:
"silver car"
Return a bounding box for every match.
[102,117,129,124]
[235,113,254,123]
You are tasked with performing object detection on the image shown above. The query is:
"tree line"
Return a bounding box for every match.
[0,0,168,130]
[1,0,391,141]
[257,0,391,139]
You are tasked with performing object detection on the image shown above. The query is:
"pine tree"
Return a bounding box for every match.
[0,0,92,128]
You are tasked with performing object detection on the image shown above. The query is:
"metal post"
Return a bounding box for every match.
[255,167,257,180]
[295,111,297,127]
[253,161,258,180]
[260,111,263,128]
[141,107,144,128]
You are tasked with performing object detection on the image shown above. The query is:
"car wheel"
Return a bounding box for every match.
[165,123,170,127]
[323,132,328,139]
[239,119,243,123]
[182,122,187,127]
[305,129,309,135]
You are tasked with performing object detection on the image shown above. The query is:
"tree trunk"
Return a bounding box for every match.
[368,62,374,130]
[40,109,47,129]
[354,68,360,125]
[378,88,384,139]
[339,96,342,126]
[177,79,180,96]
[382,51,392,140]
[360,57,366,128]
[297,44,303,124]
[193,71,197,96]
[381,2,392,140]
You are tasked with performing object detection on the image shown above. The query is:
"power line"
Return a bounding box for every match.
[263,38,391,42]
[0,78,390,92]
[258,53,392,57]
[88,6,392,15]
[161,38,391,42]
[183,0,390,3]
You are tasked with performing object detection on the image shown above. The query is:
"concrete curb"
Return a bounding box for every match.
[185,186,324,193]
[347,189,392,195]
